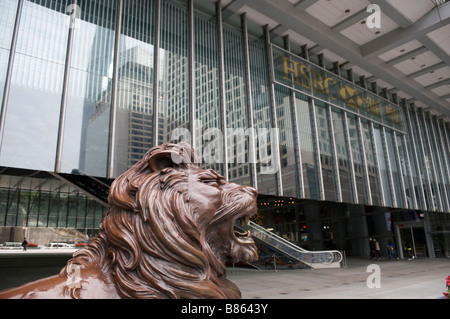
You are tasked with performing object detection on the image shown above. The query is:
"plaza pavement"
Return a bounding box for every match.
[228,257,450,299]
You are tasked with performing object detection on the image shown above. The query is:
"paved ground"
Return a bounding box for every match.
[228,257,450,299]
[1,250,449,299]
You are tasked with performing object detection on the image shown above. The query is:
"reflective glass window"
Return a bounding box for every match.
[249,35,277,195]
[194,9,223,175]
[1,0,71,171]
[361,119,381,206]
[331,108,352,203]
[416,110,438,210]
[160,0,190,147]
[373,125,392,206]
[396,132,413,208]
[295,93,319,200]
[275,85,300,198]
[426,114,447,211]
[385,129,403,207]
[315,100,336,202]
[61,0,117,177]
[113,0,156,177]
[0,0,17,103]
[223,24,251,186]
[408,108,429,210]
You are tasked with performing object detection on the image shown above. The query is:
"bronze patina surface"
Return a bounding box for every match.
[0,143,258,299]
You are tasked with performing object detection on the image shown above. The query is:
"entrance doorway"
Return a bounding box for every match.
[394,222,428,259]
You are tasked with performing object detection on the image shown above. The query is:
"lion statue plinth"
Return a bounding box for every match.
[0,143,258,299]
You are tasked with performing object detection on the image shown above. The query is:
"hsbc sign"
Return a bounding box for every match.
[271,45,404,130]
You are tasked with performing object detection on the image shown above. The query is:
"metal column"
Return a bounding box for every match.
[0,0,24,153]
[240,13,258,190]
[107,0,123,179]
[263,25,283,196]
[152,0,161,147]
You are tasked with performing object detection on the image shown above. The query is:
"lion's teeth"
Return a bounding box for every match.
[239,216,250,226]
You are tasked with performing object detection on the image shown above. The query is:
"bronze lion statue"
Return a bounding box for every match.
[0,143,258,299]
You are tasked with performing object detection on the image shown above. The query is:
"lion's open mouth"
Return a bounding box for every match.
[232,212,255,244]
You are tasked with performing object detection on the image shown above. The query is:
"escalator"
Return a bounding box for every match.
[236,220,342,269]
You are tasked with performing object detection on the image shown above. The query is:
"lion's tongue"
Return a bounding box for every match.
[234,229,251,238]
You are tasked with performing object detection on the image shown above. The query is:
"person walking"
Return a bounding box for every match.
[405,240,415,260]
[386,240,399,260]
[369,238,375,260]
[21,238,28,251]
[373,238,381,260]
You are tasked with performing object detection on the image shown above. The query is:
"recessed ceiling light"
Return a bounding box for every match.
[375,31,381,35]
[400,49,405,53]
[345,9,350,13]
[361,20,366,24]
[421,64,426,67]
[411,57,416,60]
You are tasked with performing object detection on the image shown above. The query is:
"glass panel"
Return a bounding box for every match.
[194,10,222,174]
[373,125,392,206]
[0,0,71,171]
[360,119,381,206]
[315,101,336,202]
[112,0,155,177]
[347,114,365,204]
[438,121,450,207]
[67,193,78,228]
[223,24,251,186]
[249,36,277,195]
[428,116,448,211]
[38,192,50,227]
[0,0,18,103]
[275,85,299,198]
[295,93,319,200]
[160,0,189,147]
[0,189,7,226]
[331,107,352,203]
[408,108,429,209]
[416,111,437,210]
[396,132,413,208]
[61,0,117,177]
[385,129,403,207]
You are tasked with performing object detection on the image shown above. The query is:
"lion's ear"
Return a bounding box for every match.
[147,143,199,172]
[148,150,180,172]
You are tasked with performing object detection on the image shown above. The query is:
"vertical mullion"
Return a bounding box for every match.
[392,132,407,208]
[55,0,77,173]
[381,127,397,207]
[311,99,325,201]
[0,0,24,153]
[283,35,304,199]
[107,0,123,178]
[216,0,228,179]
[152,0,161,147]
[405,103,426,210]
[357,117,372,206]
[429,114,449,212]
[327,105,342,202]
[240,13,258,190]
[413,106,434,211]
[263,25,283,196]
[370,122,386,207]
[343,112,358,204]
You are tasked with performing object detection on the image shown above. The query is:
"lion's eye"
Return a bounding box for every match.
[202,179,218,187]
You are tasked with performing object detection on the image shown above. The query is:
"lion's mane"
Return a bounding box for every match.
[61,144,238,299]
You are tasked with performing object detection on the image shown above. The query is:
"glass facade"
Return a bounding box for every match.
[0,0,449,256]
